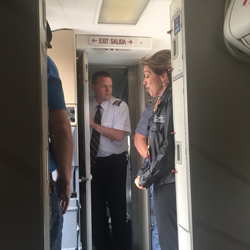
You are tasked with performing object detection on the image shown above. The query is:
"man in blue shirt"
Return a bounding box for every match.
[47,21,73,250]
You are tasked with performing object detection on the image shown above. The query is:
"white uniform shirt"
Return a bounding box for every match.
[89,96,131,157]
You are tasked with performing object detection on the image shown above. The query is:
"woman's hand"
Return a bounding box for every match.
[134,176,146,190]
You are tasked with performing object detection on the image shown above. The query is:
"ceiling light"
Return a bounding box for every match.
[98,0,150,25]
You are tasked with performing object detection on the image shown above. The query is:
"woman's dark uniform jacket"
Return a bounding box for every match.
[137,84,175,188]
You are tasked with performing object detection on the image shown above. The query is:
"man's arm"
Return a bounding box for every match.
[134,133,147,158]
[134,104,154,158]
[90,115,125,142]
[49,109,73,214]
[134,132,148,190]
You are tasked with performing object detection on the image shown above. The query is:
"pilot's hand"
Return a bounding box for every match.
[89,115,94,128]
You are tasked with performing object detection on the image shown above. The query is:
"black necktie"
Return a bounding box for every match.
[90,105,102,166]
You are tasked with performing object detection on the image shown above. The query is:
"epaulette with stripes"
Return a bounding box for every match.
[113,100,122,106]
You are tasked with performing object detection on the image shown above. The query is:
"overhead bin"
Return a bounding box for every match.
[224,0,250,62]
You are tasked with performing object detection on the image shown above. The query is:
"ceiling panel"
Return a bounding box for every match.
[46,0,172,65]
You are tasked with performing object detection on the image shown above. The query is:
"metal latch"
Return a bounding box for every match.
[79,175,92,182]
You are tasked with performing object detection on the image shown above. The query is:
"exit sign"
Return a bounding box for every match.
[89,36,135,47]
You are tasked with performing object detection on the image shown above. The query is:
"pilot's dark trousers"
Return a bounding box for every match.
[154,182,178,250]
[91,152,128,250]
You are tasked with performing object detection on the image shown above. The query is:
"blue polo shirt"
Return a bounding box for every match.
[135,104,155,137]
[47,56,66,173]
